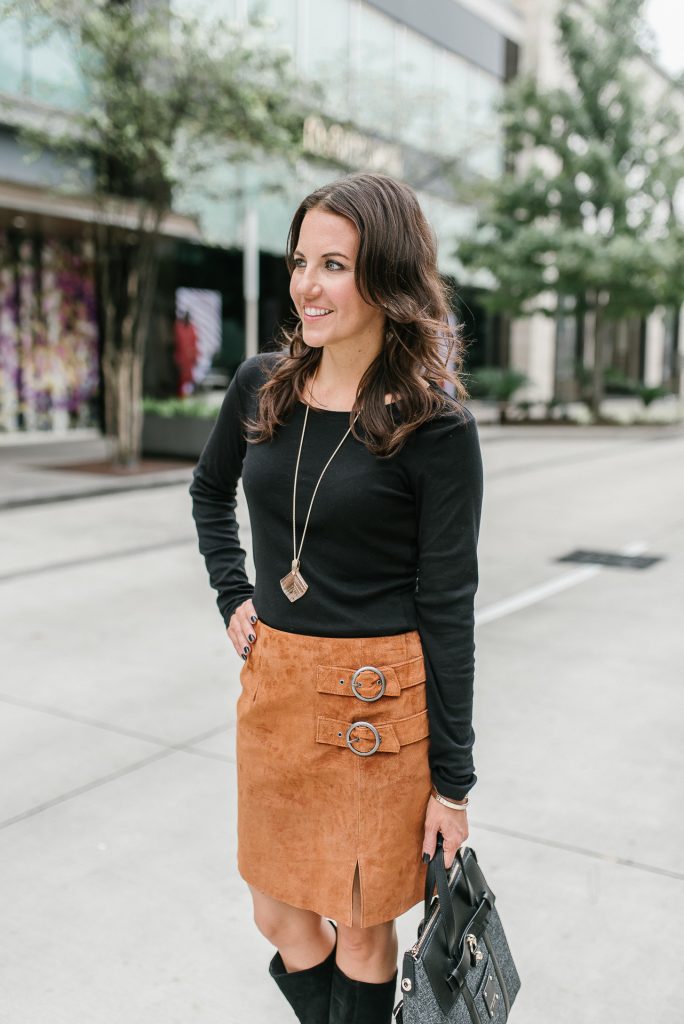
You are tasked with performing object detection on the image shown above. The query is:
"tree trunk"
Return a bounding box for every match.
[117,349,136,465]
[95,210,164,465]
[592,307,607,420]
[585,291,605,419]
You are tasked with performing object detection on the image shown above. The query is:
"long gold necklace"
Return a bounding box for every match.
[280,401,361,602]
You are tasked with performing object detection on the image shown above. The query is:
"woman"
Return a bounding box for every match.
[190,172,483,1024]
[174,310,198,397]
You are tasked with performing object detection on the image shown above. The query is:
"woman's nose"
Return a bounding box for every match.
[296,267,322,299]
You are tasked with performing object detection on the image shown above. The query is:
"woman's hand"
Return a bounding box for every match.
[227,599,259,660]
[422,794,469,870]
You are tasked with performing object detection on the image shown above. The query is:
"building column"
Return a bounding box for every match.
[643,308,666,387]
[510,313,556,401]
[677,304,684,399]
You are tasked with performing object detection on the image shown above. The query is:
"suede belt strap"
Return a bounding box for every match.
[316,708,430,754]
[316,654,426,699]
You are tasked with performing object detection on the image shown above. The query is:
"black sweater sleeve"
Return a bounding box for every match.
[189,362,255,626]
[408,409,484,801]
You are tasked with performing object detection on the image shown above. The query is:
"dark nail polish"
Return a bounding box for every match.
[241,653,247,661]
[248,633,256,643]
[250,615,258,624]
[422,852,430,864]
[243,645,250,654]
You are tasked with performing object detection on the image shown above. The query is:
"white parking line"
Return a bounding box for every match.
[476,541,648,627]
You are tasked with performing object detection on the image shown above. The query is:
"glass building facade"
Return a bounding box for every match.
[173,0,519,271]
[170,0,522,378]
[0,12,86,110]
[0,0,521,428]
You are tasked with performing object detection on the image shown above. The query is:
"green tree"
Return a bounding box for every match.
[3,0,308,463]
[457,0,684,418]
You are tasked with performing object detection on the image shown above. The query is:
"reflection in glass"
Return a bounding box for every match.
[301,0,350,120]
[28,18,85,109]
[0,17,26,96]
[435,50,470,159]
[395,26,437,151]
[248,0,298,52]
[352,5,397,136]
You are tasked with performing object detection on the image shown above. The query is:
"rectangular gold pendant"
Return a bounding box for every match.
[280,562,308,602]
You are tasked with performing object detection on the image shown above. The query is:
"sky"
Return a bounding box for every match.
[645,0,684,76]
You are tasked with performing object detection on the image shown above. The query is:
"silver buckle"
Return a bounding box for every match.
[350,665,386,702]
[345,721,381,756]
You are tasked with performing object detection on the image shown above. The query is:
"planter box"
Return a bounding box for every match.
[142,413,216,459]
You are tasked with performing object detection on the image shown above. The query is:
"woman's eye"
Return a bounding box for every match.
[292,258,343,271]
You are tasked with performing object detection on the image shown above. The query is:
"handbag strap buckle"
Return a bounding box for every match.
[466,933,484,965]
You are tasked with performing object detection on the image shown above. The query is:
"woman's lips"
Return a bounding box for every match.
[302,308,333,322]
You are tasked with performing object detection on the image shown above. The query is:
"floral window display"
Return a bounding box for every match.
[0,231,19,433]
[0,231,100,432]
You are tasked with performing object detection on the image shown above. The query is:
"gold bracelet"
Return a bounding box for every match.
[431,787,469,811]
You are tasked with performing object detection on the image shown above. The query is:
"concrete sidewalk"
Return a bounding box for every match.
[1,417,682,511]
[0,432,195,510]
[1,422,683,1022]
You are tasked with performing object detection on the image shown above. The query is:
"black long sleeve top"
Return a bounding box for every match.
[189,351,484,800]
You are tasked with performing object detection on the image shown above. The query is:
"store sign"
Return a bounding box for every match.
[303,115,404,178]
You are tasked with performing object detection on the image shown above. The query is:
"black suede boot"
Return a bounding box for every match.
[329,961,398,1024]
[268,921,337,1023]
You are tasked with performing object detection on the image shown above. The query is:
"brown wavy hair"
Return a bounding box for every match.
[246,172,469,457]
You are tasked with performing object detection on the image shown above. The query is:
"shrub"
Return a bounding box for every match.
[142,397,220,419]
[603,367,638,396]
[633,384,669,407]
[468,367,529,402]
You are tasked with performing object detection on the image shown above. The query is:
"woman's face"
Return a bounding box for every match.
[289,207,385,353]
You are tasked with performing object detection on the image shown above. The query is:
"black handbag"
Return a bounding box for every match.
[393,836,521,1023]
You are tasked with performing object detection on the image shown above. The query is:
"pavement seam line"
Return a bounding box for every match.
[471,819,684,882]
[0,725,235,831]
[0,689,232,758]
[3,427,679,514]
[0,747,177,831]
[0,537,195,582]
[0,532,252,584]
[3,758,679,884]
[0,473,193,511]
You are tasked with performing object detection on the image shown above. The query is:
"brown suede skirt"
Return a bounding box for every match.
[235,619,432,928]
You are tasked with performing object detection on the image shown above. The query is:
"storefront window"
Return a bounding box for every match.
[0,232,100,433]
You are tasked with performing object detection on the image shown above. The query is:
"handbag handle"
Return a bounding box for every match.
[424,835,478,912]
[423,835,480,956]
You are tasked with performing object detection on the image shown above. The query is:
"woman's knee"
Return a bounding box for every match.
[249,886,320,946]
[336,920,397,963]
[252,902,302,946]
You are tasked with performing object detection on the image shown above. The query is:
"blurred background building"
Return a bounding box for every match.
[0,0,681,434]
[514,0,684,405]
